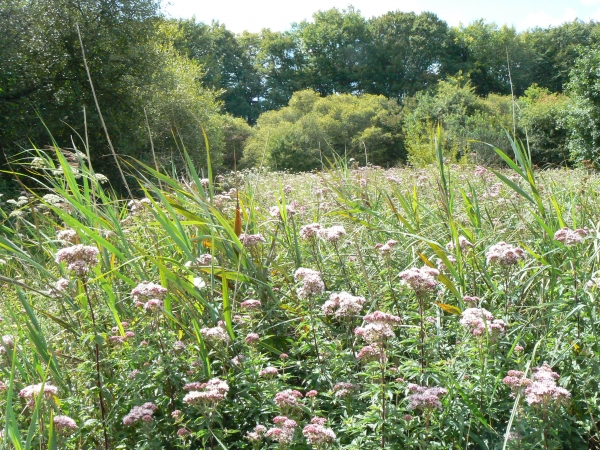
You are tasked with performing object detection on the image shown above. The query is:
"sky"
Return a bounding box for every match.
[164,0,600,34]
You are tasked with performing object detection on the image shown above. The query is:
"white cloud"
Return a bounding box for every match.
[589,6,600,20]
[582,0,600,6]
[520,7,577,29]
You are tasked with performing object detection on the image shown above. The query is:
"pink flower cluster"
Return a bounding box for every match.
[435,254,456,273]
[399,266,439,295]
[294,268,325,299]
[131,281,167,300]
[459,308,507,338]
[19,383,58,401]
[503,370,531,392]
[260,366,278,377]
[200,322,231,344]
[375,239,398,257]
[269,204,296,219]
[240,299,261,309]
[354,311,402,343]
[246,333,260,345]
[54,415,77,434]
[127,198,152,213]
[300,223,322,240]
[266,416,297,444]
[333,382,358,398]
[446,236,474,252]
[108,328,135,345]
[274,389,303,409]
[303,417,336,445]
[485,242,525,266]
[474,165,488,177]
[123,402,158,425]
[56,229,77,244]
[484,182,502,198]
[322,291,366,318]
[463,295,480,306]
[504,364,570,408]
[318,225,346,243]
[131,281,167,310]
[357,344,386,362]
[183,378,229,405]
[246,424,268,443]
[55,245,99,276]
[49,278,70,298]
[185,254,214,267]
[554,227,590,246]
[406,384,448,411]
[239,233,266,247]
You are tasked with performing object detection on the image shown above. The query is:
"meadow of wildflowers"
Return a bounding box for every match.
[0,143,599,449]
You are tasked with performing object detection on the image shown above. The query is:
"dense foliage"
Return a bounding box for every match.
[0,0,244,192]
[2,1,600,183]
[241,90,404,171]
[1,143,600,448]
[564,45,600,168]
[403,77,571,166]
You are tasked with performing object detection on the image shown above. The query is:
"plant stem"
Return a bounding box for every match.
[333,242,355,294]
[82,282,109,450]
[380,349,387,449]
[418,294,425,374]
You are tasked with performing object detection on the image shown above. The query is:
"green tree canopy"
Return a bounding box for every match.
[443,21,536,96]
[296,7,368,96]
[172,19,263,123]
[364,11,449,99]
[524,20,600,93]
[0,0,235,189]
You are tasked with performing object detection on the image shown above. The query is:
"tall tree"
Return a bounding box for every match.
[564,45,600,167]
[364,11,449,99]
[174,19,263,123]
[524,20,600,93]
[0,0,229,188]
[443,21,536,96]
[254,29,309,111]
[296,6,368,95]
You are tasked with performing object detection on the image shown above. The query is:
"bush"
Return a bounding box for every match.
[518,85,570,166]
[241,90,404,171]
[564,46,600,167]
[403,75,514,166]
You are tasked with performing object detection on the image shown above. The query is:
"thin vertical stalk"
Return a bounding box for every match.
[418,294,425,375]
[82,282,109,450]
[76,23,131,197]
[380,346,387,449]
[333,242,354,294]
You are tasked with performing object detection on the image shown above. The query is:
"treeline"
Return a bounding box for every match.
[1,1,600,191]
[175,8,596,122]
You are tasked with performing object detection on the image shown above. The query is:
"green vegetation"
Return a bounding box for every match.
[0,142,600,448]
[2,2,600,184]
[3,5,600,444]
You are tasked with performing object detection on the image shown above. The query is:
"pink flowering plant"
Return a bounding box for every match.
[1,145,598,449]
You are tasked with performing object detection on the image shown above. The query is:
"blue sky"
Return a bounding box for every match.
[164,0,600,33]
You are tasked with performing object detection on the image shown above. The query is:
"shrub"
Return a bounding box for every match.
[518,84,570,166]
[564,46,600,167]
[241,90,404,171]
